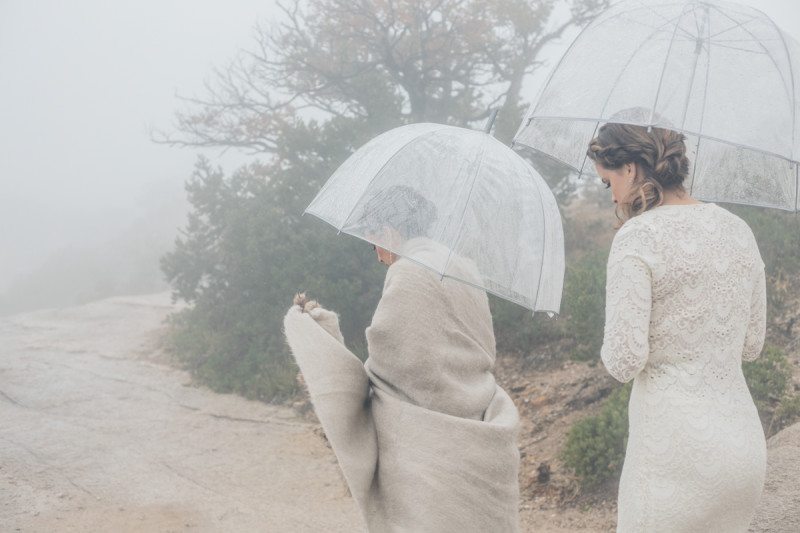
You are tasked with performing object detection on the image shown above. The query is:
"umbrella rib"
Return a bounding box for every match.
[523,10,597,127]
[523,115,798,166]
[617,10,695,41]
[440,142,487,283]
[742,2,798,163]
[577,122,600,179]
[712,38,783,43]
[569,11,689,177]
[305,158,344,217]
[679,6,708,130]
[334,126,446,233]
[596,10,690,121]
[436,141,483,250]
[691,3,713,195]
[770,22,797,161]
[532,160,549,311]
[521,0,690,133]
[633,0,696,40]
[688,196,796,212]
[648,2,692,126]
[689,135,701,196]
[706,4,794,119]
[508,151,551,309]
[710,43,767,55]
[706,13,759,40]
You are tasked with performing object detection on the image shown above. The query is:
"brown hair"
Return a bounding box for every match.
[586,118,690,222]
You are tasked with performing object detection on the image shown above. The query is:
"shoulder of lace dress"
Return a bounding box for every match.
[712,205,766,269]
[610,215,657,262]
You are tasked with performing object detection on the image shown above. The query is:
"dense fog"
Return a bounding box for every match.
[1,0,798,315]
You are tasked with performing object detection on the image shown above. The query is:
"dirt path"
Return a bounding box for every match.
[0,294,363,532]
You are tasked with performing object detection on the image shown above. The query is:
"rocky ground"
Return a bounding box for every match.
[1,293,797,532]
[494,355,619,531]
[494,345,800,533]
[0,294,361,532]
[751,423,800,532]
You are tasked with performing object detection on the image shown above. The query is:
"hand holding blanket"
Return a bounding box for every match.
[293,292,345,344]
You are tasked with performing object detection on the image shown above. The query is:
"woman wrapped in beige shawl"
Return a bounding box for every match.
[283,186,520,532]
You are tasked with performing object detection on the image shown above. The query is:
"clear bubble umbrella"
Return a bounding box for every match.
[305,119,566,314]
[514,0,800,211]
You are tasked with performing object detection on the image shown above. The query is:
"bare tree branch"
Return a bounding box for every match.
[157,0,611,151]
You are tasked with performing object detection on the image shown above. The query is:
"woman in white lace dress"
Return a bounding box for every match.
[587,121,768,532]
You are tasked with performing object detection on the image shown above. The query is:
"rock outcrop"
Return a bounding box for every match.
[750,422,800,532]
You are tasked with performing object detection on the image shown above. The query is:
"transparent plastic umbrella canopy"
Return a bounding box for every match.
[514,0,800,211]
[305,122,566,314]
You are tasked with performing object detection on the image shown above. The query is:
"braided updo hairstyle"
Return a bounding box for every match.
[586,112,690,222]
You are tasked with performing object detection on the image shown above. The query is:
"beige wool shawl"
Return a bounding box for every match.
[283,238,520,532]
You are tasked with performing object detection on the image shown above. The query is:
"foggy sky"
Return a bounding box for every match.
[1,0,799,295]
[0,0,280,292]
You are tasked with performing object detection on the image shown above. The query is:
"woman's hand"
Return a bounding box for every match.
[293,292,320,313]
[292,293,345,344]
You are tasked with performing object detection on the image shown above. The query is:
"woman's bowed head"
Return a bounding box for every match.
[586,108,700,222]
[360,184,437,266]
[372,242,399,266]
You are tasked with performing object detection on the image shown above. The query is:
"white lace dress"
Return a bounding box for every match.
[601,203,767,533]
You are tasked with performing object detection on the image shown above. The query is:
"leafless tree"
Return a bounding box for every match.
[155,0,609,151]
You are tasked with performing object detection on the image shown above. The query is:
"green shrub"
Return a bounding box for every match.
[491,247,608,362]
[491,233,609,363]
[743,345,791,411]
[561,382,631,488]
[491,296,565,356]
[561,249,608,361]
[562,345,799,491]
[161,158,385,401]
[731,207,800,340]
[773,394,800,434]
[164,299,301,401]
[744,345,800,435]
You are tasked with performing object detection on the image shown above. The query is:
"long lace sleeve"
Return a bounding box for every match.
[601,224,653,383]
[742,260,766,362]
